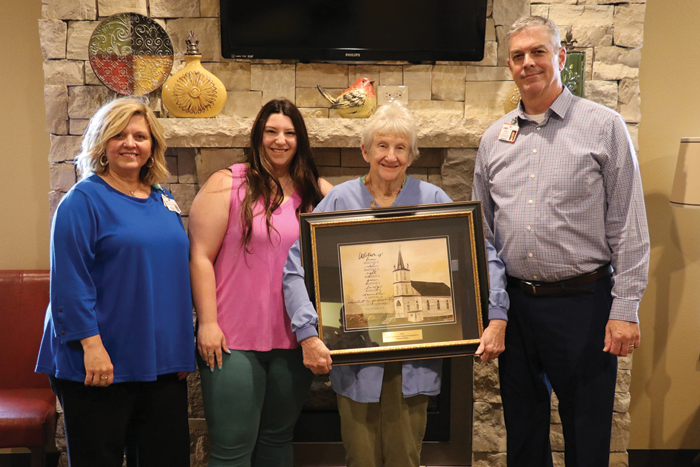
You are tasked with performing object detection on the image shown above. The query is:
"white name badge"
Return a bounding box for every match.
[161,193,182,214]
[498,123,520,143]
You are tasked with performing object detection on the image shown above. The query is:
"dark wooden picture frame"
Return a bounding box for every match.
[299,201,490,365]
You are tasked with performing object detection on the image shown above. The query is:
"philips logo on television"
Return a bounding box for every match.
[345,53,361,58]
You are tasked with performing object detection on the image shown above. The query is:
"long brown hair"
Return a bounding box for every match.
[240,99,324,252]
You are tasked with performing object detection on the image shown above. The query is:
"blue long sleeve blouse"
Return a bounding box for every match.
[36,175,196,383]
[283,176,508,402]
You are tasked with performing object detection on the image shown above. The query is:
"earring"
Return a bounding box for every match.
[99,154,108,167]
[146,157,155,168]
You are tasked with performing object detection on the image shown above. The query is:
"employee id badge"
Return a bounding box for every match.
[498,122,519,143]
[161,193,182,214]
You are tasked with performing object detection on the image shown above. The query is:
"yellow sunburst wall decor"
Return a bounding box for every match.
[162,31,226,118]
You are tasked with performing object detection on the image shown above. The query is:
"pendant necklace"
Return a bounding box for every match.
[279,176,293,196]
[109,172,139,197]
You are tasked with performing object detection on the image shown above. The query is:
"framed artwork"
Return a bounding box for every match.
[299,201,490,365]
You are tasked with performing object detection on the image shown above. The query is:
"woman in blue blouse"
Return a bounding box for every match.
[36,98,195,467]
[283,103,509,467]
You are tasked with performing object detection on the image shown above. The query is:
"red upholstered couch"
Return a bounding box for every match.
[0,270,57,467]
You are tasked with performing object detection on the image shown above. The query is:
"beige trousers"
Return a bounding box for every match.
[336,361,429,467]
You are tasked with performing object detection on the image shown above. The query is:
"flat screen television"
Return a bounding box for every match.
[220,0,488,63]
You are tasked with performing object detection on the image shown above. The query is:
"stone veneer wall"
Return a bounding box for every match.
[38,0,644,466]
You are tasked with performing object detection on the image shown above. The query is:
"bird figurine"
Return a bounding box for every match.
[317,77,376,118]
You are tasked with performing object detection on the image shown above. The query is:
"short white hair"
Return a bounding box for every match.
[507,16,562,51]
[361,102,420,162]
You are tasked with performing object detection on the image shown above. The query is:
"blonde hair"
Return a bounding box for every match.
[361,102,420,162]
[75,97,169,184]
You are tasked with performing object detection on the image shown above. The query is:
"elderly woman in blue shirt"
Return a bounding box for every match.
[283,103,509,467]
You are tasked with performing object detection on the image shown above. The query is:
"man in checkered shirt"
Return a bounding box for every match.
[472,16,650,467]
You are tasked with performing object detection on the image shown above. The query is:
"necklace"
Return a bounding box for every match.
[108,172,139,197]
[278,176,293,195]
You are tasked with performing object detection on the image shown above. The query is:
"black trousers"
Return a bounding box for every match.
[50,373,190,467]
[499,278,618,467]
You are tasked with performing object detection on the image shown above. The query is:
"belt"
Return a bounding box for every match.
[506,264,612,297]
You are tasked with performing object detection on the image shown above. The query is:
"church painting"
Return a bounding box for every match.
[337,237,455,331]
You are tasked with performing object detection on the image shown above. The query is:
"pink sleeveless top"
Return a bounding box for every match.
[213,164,301,350]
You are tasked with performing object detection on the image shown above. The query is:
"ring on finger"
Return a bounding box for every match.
[207,352,214,356]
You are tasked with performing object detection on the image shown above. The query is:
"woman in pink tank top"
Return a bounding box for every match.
[188,99,332,466]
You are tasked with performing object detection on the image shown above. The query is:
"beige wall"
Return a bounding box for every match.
[632,0,700,450]
[0,1,50,269]
[3,0,700,452]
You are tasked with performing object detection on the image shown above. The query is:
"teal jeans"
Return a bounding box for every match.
[198,348,314,467]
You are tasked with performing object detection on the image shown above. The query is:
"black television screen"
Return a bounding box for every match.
[220,0,488,63]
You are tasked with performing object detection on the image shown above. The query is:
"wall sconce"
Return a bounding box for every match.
[670,138,700,208]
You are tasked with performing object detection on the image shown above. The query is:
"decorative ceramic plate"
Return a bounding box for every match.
[88,12,173,96]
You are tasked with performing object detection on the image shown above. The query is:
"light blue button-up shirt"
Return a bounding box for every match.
[473,87,650,322]
[283,176,509,402]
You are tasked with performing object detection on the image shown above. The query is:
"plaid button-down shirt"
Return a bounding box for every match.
[473,87,649,322]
